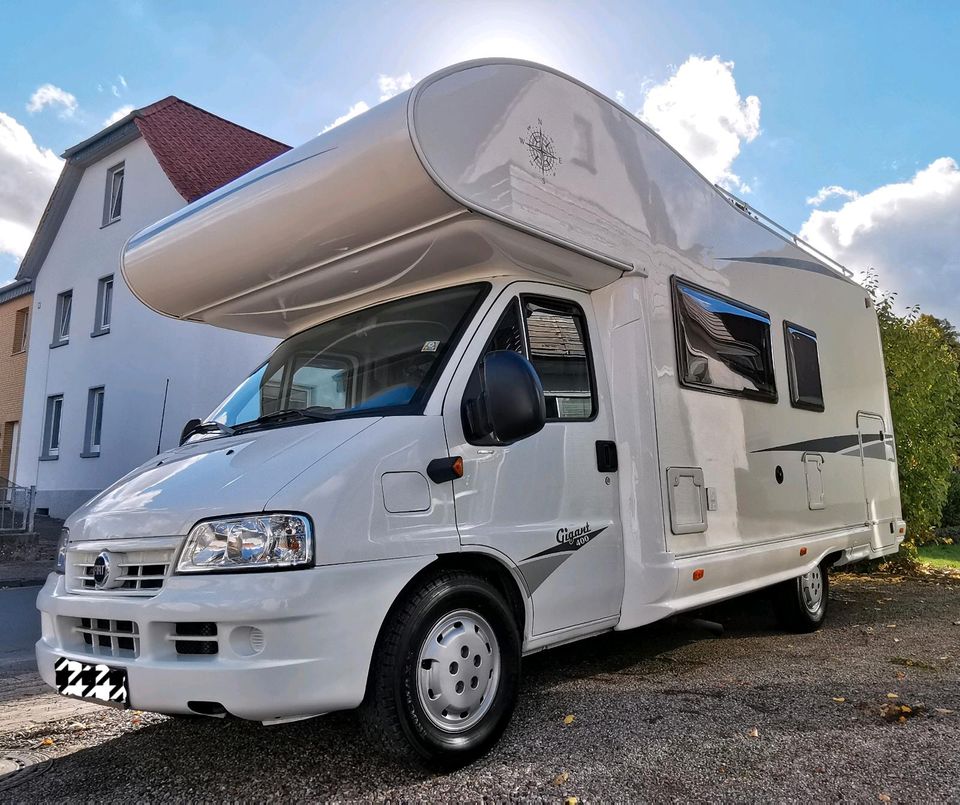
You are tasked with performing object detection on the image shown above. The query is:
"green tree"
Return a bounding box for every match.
[864,275,960,543]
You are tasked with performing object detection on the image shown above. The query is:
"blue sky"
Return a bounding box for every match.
[3,1,959,320]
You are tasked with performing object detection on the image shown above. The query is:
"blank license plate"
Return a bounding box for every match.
[55,658,129,707]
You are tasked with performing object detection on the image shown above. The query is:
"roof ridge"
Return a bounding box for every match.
[142,96,289,149]
[135,95,180,117]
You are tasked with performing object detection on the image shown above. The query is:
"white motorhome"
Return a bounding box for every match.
[37,60,904,765]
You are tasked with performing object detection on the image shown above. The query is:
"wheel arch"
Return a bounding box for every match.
[364,550,530,697]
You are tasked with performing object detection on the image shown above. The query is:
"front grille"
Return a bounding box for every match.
[173,622,219,656]
[67,546,175,597]
[72,617,140,659]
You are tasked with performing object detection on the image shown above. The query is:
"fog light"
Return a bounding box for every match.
[230,625,265,656]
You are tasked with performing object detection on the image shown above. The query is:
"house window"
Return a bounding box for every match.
[672,277,777,403]
[42,395,63,459]
[93,275,113,335]
[12,307,29,354]
[52,290,72,346]
[83,387,105,456]
[784,322,825,411]
[103,163,124,225]
[0,421,18,481]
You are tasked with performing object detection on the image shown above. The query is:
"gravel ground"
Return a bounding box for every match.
[2,572,959,803]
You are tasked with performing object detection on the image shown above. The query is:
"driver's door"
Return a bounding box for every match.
[443,284,623,636]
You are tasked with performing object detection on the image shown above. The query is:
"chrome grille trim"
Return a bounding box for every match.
[65,538,181,597]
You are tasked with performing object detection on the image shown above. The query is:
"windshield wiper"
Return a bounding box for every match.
[233,406,336,433]
[183,420,236,441]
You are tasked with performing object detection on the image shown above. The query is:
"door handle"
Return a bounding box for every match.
[596,440,618,473]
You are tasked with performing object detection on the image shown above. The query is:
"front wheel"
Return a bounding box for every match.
[773,561,830,632]
[361,571,521,768]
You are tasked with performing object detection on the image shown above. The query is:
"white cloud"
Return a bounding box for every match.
[799,157,960,322]
[321,101,370,133]
[118,75,128,89]
[614,89,626,106]
[319,71,415,134]
[26,84,78,118]
[639,55,760,192]
[377,72,415,102]
[0,112,62,260]
[806,184,860,207]
[103,105,134,127]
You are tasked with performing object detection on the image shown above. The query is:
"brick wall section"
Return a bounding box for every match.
[0,293,32,480]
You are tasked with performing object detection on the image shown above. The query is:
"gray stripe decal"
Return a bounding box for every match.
[126,146,338,250]
[519,554,573,594]
[518,525,609,593]
[717,255,853,282]
[753,434,865,454]
[753,432,894,461]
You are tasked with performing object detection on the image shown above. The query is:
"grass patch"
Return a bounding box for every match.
[917,542,960,570]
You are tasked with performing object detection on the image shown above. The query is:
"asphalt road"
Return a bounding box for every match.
[2,573,959,802]
[0,586,40,673]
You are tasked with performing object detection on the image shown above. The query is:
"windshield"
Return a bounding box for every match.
[207,283,488,431]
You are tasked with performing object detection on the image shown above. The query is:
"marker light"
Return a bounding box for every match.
[177,514,312,573]
[692,568,704,581]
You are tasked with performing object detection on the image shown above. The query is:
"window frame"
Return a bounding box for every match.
[464,293,599,446]
[102,162,125,226]
[51,290,72,347]
[92,275,114,337]
[520,294,599,423]
[41,394,64,460]
[671,276,778,404]
[783,320,825,412]
[11,306,29,354]
[82,386,105,457]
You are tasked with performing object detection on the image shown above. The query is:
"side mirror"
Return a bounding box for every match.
[463,350,546,445]
[180,418,202,446]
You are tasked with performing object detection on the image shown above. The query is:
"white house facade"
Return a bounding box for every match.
[15,98,286,518]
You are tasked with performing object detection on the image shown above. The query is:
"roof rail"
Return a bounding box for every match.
[714,186,854,279]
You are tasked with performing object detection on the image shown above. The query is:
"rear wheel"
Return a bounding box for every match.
[773,561,829,632]
[361,571,521,768]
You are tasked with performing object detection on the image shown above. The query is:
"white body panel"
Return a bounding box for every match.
[39,61,903,721]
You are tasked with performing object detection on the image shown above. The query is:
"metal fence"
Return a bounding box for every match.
[0,477,35,533]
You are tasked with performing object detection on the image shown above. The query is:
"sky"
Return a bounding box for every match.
[2,0,959,322]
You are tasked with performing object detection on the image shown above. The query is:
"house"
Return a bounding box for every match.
[14,98,289,518]
[0,278,33,485]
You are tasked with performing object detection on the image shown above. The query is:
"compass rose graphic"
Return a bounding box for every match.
[519,119,561,183]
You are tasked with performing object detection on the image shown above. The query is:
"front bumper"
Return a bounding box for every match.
[36,555,432,721]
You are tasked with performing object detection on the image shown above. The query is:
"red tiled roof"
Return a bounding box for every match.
[134,96,290,202]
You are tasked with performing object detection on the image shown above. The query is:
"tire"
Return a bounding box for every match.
[361,571,521,768]
[773,561,830,632]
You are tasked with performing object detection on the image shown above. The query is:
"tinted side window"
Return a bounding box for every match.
[784,322,824,411]
[672,278,777,402]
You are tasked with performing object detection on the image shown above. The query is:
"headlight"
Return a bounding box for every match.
[177,514,313,573]
[55,527,69,574]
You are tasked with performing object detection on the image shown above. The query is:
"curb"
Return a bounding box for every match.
[0,579,47,589]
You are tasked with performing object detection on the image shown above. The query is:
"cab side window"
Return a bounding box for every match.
[477,296,596,422]
[522,298,595,420]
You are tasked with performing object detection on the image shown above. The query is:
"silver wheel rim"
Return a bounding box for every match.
[800,566,824,614]
[416,609,501,733]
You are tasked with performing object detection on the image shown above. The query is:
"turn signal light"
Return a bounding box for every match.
[800,547,808,556]
[692,568,704,581]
